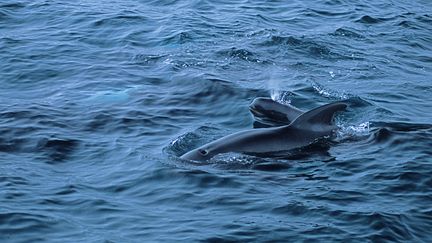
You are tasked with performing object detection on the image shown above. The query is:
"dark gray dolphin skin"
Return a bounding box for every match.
[180,101,347,161]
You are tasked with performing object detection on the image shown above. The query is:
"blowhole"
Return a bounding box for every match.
[198,149,208,155]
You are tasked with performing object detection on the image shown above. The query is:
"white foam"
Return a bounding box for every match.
[336,122,370,141]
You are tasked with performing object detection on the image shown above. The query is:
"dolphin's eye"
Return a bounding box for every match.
[198,149,208,155]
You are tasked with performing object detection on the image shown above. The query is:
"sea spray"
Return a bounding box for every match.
[267,68,293,105]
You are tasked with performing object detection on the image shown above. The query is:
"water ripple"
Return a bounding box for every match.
[1,0,432,242]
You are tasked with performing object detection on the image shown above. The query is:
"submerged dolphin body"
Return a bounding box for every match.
[180,101,347,161]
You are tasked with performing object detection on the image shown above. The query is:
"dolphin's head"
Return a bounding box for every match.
[249,97,290,123]
[180,146,215,162]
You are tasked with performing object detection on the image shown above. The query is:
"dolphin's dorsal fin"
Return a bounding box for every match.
[290,102,348,129]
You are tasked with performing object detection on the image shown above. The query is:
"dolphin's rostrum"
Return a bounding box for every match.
[180,100,347,161]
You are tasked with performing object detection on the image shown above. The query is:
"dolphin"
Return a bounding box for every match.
[180,101,347,161]
[249,97,304,127]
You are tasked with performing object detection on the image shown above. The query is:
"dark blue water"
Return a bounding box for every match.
[1,0,432,242]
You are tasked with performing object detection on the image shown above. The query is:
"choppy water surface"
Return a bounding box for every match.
[1,0,432,242]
